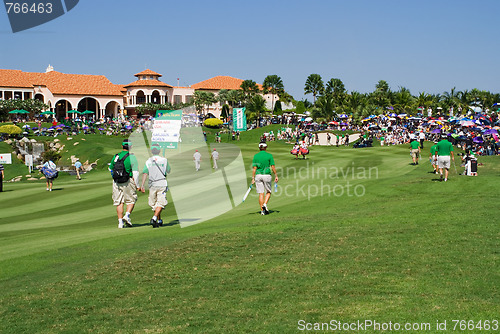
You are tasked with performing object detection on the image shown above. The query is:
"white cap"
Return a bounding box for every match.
[259,142,267,148]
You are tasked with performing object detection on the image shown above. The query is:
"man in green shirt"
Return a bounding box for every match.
[409,139,421,165]
[110,139,138,228]
[429,141,439,174]
[251,142,279,215]
[435,135,455,182]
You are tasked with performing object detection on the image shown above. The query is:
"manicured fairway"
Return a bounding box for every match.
[0,130,499,333]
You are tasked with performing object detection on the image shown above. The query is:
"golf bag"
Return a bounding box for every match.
[299,148,309,155]
[290,149,298,155]
[41,166,58,179]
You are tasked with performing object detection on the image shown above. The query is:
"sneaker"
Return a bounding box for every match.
[124,216,132,227]
[262,203,269,215]
[151,218,159,228]
[158,219,163,227]
[118,222,124,229]
[261,210,265,216]
[444,178,448,182]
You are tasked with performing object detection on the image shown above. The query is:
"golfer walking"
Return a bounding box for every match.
[110,139,138,228]
[251,142,279,215]
[140,143,171,228]
[74,158,82,180]
[211,148,219,169]
[193,149,202,171]
[410,138,421,165]
[435,135,455,182]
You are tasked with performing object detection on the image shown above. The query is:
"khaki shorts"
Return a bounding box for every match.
[255,174,272,194]
[438,156,451,169]
[411,149,420,158]
[148,187,168,209]
[112,179,137,206]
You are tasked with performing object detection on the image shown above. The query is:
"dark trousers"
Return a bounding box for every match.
[420,139,424,149]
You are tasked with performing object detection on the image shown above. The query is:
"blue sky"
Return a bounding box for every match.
[1,0,499,100]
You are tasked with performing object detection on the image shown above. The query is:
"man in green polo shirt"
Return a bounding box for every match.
[251,142,279,215]
[429,141,439,174]
[110,139,138,228]
[435,135,455,182]
[409,138,421,165]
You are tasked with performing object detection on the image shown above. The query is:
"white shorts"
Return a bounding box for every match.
[255,174,272,194]
[112,179,137,206]
[438,156,451,169]
[148,187,168,209]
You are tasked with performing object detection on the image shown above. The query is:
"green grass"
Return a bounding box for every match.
[0,126,499,333]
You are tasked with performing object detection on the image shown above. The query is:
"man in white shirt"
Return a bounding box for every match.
[193,149,202,171]
[211,148,219,169]
[140,143,171,228]
[418,131,426,149]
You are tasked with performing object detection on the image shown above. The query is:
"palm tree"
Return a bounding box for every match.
[370,80,392,113]
[393,87,414,114]
[240,79,260,105]
[262,74,284,112]
[304,74,324,103]
[246,95,266,127]
[193,91,216,115]
[313,95,335,120]
[227,89,243,107]
[415,92,434,115]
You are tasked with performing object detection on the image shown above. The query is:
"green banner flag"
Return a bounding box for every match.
[233,107,247,132]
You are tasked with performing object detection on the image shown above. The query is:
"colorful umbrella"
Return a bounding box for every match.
[67,110,81,114]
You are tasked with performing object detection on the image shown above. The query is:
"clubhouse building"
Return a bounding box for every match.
[0,66,279,119]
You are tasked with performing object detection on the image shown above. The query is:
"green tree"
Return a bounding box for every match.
[313,95,335,121]
[370,80,391,113]
[135,102,175,115]
[246,95,266,127]
[226,89,244,107]
[193,91,216,115]
[304,74,324,103]
[262,74,284,112]
[325,78,347,112]
[240,79,260,105]
[393,87,414,114]
[221,104,230,121]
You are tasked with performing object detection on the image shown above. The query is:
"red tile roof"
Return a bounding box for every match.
[124,80,173,88]
[191,76,263,91]
[134,69,162,77]
[0,69,124,96]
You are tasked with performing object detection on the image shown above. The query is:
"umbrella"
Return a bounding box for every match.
[431,129,441,134]
[67,110,81,114]
[473,137,483,143]
[8,110,20,114]
[82,110,94,114]
[389,113,397,117]
[17,109,29,114]
[22,124,30,129]
[340,122,348,126]
[41,111,55,115]
[460,121,475,127]
[329,121,338,125]
[338,114,348,118]
[305,117,313,122]
[483,129,498,135]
